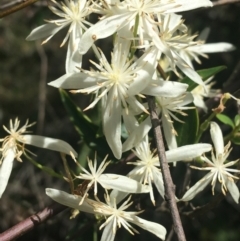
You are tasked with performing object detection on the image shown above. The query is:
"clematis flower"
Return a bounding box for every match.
[46,188,167,241]
[0,118,77,198]
[181,122,240,203]
[49,37,187,159]
[72,155,150,204]
[26,0,92,73]
[79,0,212,55]
[111,135,212,205]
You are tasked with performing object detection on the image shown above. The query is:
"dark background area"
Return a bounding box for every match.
[0,1,240,241]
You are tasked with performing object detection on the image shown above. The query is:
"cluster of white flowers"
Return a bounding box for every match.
[1,0,239,240]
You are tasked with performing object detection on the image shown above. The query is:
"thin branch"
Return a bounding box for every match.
[0,0,39,18]
[147,96,186,241]
[213,0,240,6]
[0,203,67,241]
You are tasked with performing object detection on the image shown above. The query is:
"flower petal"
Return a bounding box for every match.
[79,13,131,54]
[45,188,95,213]
[189,43,236,53]
[103,89,122,159]
[210,122,224,157]
[100,174,150,194]
[152,169,165,199]
[142,80,188,98]
[0,148,15,198]
[23,135,77,157]
[181,173,212,202]
[166,144,212,163]
[26,23,67,41]
[225,179,239,203]
[48,73,98,89]
[127,216,166,240]
[100,221,115,241]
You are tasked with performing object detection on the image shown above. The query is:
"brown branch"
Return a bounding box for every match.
[213,0,240,6]
[0,0,39,18]
[0,203,67,241]
[147,96,186,241]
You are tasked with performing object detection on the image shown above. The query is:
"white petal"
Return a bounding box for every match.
[45,188,95,213]
[128,50,157,96]
[100,221,115,241]
[99,174,150,193]
[26,23,67,41]
[162,110,178,150]
[122,117,152,152]
[225,179,239,203]
[210,122,224,157]
[0,148,15,198]
[127,216,166,240]
[79,13,131,54]
[166,0,213,13]
[48,73,98,89]
[23,135,77,157]
[152,169,165,199]
[166,144,212,163]
[181,173,212,202]
[189,43,236,53]
[142,80,188,98]
[103,91,122,159]
[66,36,82,74]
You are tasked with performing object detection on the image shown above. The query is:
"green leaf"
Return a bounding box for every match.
[174,108,199,146]
[234,114,240,126]
[181,66,226,91]
[59,89,114,159]
[216,114,234,129]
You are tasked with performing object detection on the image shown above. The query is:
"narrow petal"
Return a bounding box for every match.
[48,73,98,89]
[142,80,188,98]
[0,149,15,198]
[166,0,213,13]
[189,43,236,53]
[152,169,165,199]
[99,174,150,194]
[100,221,115,241]
[128,216,166,240]
[103,91,122,159]
[225,179,239,203]
[45,188,95,213]
[166,144,212,163]
[210,122,224,157]
[26,23,67,41]
[181,173,212,202]
[79,13,131,54]
[122,117,152,152]
[23,135,77,157]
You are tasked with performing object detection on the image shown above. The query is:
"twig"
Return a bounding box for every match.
[0,0,39,18]
[213,0,240,6]
[147,96,186,241]
[0,203,67,241]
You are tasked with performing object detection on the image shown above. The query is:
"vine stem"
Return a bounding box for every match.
[147,96,186,241]
[0,203,67,241]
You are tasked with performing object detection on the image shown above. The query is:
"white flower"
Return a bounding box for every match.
[73,155,150,204]
[26,0,92,73]
[181,122,240,203]
[111,135,212,205]
[79,0,212,54]
[191,77,220,112]
[46,188,167,241]
[0,118,77,198]
[144,13,205,86]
